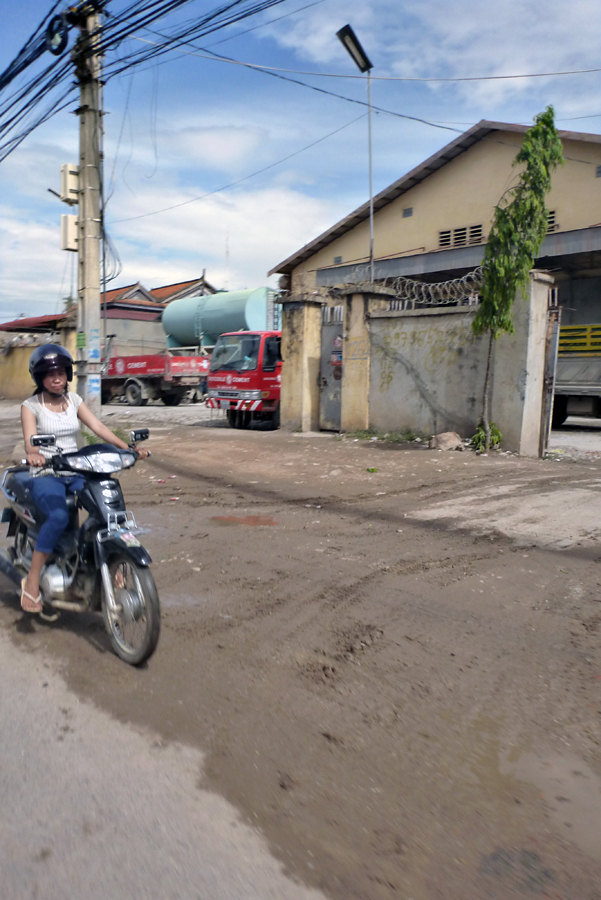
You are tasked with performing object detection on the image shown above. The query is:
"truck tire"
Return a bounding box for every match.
[161,393,183,406]
[125,382,147,407]
[552,395,568,428]
[270,405,281,431]
[236,411,251,429]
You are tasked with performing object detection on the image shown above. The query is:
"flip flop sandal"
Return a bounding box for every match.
[20,577,42,614]
[39,603,60,623]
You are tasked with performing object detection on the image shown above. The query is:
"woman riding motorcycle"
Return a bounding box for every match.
[20,344,149,614]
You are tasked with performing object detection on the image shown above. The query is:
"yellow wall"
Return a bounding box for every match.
[280,300,322,431]
[290,131,601,291]
[340,293,370,432]
[0,329,77,400]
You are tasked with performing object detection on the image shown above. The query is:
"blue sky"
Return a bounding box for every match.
[1,0,600,321]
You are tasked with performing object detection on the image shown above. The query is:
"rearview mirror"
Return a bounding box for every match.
[31,434,56,447]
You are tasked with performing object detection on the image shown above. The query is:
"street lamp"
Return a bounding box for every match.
[336,24,375,284]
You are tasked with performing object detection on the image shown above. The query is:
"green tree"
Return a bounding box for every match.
[472,106,564,448]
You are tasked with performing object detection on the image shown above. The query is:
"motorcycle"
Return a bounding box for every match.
[0,429,160,666]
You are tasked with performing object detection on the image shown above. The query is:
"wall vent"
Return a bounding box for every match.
[547,210,556,233]
[439,225,483,249]
[453,227,467,246]
[333,255,342,264]
[596,165,601,178]
[402,207,413,218]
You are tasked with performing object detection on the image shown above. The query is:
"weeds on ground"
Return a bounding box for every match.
[345,426,379,440]
[82,426,130,446]
[383,430,420,443]
[470,420,502,451]
[344,427,426,444]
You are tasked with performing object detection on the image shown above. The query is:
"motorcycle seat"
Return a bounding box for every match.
[4,470,78,510]
[4,469,31,505]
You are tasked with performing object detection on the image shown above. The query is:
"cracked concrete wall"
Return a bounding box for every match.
[369,307,487,438]
[367,273,551,455]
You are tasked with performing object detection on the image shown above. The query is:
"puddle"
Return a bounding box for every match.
[506,751,601,860]
[457,716,601,861]
[211,516,277,527]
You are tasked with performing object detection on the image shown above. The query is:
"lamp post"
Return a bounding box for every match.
[336,24,375,284]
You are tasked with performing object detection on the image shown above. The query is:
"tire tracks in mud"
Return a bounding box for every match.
[139,450,557,544]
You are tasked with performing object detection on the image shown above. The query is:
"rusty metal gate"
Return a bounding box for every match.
[319,305,343,431]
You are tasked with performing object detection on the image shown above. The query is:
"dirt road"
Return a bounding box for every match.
[2,410,601,899]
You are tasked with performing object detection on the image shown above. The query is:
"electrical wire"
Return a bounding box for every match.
[109,111,368,223]
[132,34,465,134]
[0,0,290,162]
[128,48,601,83]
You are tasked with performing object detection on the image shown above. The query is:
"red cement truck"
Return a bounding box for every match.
[205,330,282,428]
[102,350,210,406]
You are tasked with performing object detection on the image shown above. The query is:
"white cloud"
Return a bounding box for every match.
[109,183,344,291]
[0,208,74,320]
[262,0,601,111]
[106,122,270,177]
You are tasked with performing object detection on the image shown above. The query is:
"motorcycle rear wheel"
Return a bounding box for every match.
[102,557,160,665]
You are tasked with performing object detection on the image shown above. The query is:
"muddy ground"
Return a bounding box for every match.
[2,410,601,900]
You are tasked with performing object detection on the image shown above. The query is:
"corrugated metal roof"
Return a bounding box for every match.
[149,276,217,300]
[150,279,203,299]
[268,120,601,276]
[0,313,69,332]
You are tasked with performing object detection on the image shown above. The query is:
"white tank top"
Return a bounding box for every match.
[22,392,83,458]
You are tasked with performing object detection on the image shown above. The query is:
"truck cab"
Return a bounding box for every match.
[206,331,282,429]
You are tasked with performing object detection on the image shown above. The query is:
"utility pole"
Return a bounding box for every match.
[73,2,103,414]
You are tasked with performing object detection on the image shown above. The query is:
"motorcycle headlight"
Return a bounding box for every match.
[88,453,125,473]
[67,456,92,471]
[66,450,136,473]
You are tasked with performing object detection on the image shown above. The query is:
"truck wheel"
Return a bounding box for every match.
[162,393,183,406]
[552,395,568,428]
[125,382,146,406]
[270,406,281,431]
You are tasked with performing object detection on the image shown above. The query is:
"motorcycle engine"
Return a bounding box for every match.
[40,563,74,601]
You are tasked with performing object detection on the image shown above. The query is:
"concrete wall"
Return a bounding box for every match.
[105,319,166,356]
[369,308,487,436]
[0,319,166,401]
[280,299,322,432]
[490,272,552,456]
[340,293,371,432]
[0,329,76,400]
[366,273,551,456]
[289,132,601,292]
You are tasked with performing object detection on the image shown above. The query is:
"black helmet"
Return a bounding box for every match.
[29,343,73,390]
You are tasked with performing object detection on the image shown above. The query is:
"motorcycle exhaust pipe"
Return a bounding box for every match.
[0,549,23,587]
[44,599,87,612]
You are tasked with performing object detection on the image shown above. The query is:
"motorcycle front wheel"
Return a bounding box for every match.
[102,557,160,665]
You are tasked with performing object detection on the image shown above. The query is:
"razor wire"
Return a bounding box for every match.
[337,265,486,307]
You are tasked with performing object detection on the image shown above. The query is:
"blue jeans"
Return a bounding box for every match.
[28,475,84,555]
